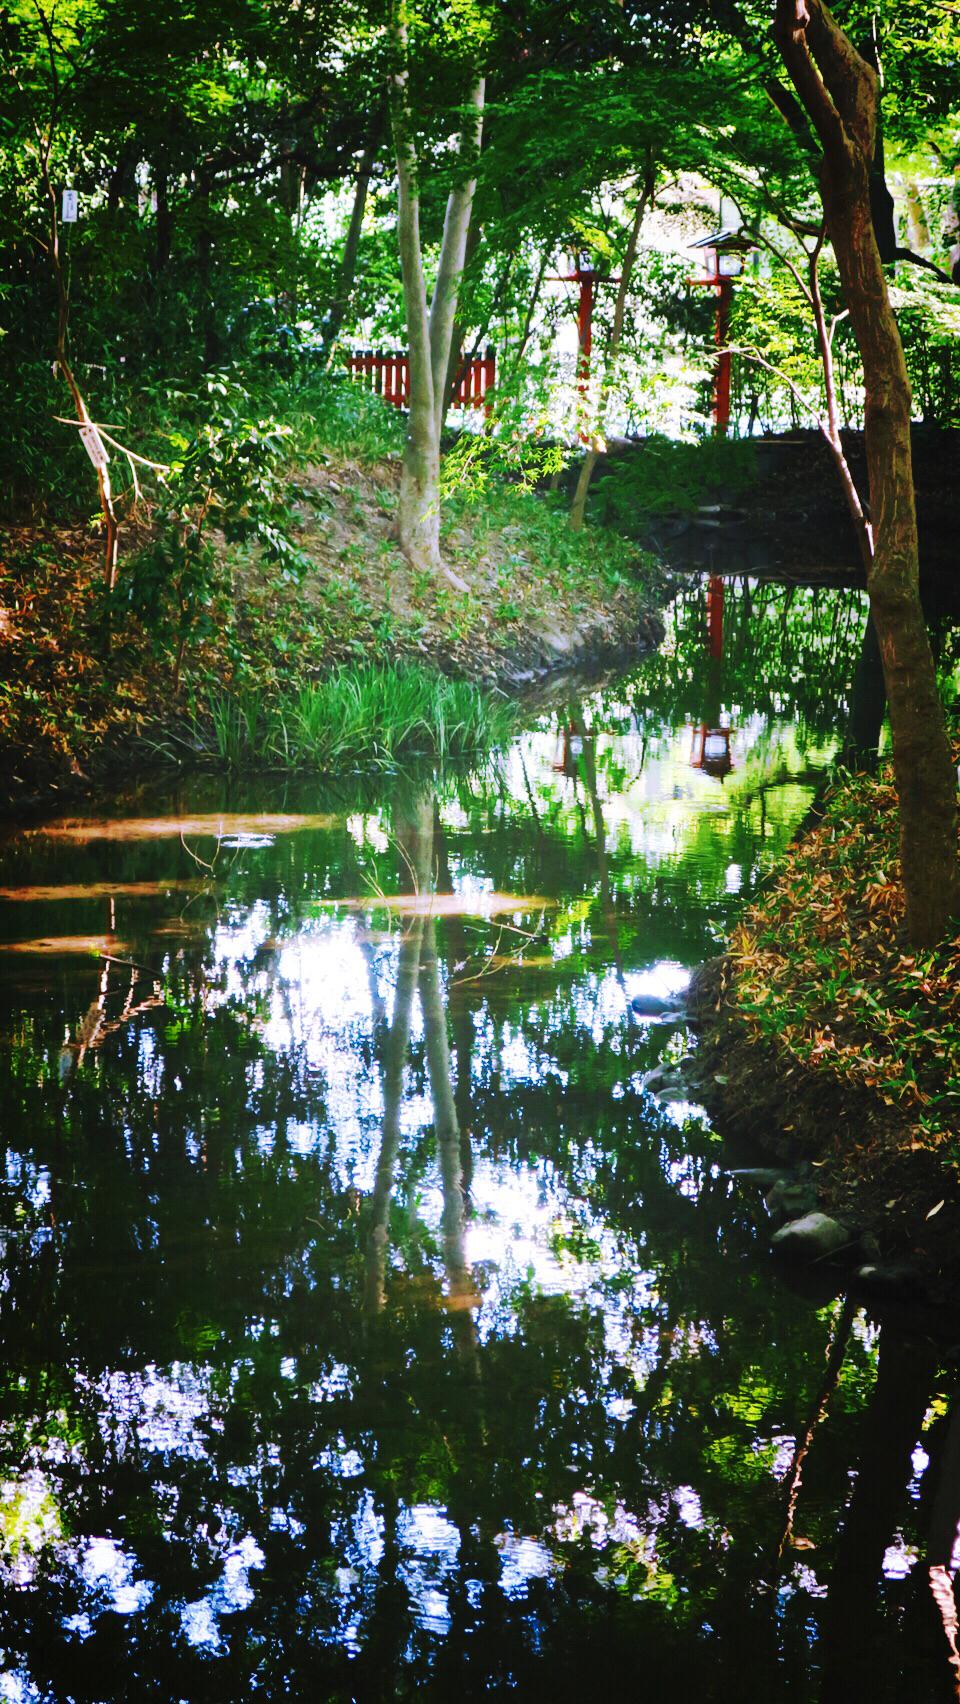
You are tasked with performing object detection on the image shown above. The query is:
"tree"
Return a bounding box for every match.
[388,0,484,585]
[772,0,959,947]
[569,158,655,531]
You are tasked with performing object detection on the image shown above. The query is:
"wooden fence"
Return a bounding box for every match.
[345,347,496,411]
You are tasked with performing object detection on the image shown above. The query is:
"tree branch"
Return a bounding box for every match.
[893,247,954,286]
[429,76,485,445]
[772,0,873,166]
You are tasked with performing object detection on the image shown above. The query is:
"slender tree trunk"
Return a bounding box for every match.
[389,4,483,584]
[570,162,654,531]
[323,115,382,365]
[442,217,484,414]
[154,165,173,276]
[772,1296,855,1565]
[773,0,959,945]
[40,142,119,589]
[419,918,478,1339]
[427,79,484,452]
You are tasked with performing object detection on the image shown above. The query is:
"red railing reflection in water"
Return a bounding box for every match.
[346,347,496,411]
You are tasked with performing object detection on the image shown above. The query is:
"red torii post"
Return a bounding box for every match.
[687,228,748,437]
[687,229,751,657]
[548,249,620,439]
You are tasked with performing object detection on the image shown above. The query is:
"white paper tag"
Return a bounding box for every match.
[62,189,78,223]
[79,424,109,470]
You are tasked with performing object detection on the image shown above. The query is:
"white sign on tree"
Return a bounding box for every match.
[79,424,109,471]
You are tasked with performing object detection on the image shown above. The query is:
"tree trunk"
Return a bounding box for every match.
[773,0,959,946]
[154,165,173,276]
[442,216,483,416]
[818,1326,937,1703]
[570,162,654,532]
[363,793,433,1315]
[389,4,483,584]
[323,115,382,365]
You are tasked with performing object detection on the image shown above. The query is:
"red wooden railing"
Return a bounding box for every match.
[345,347,495,411]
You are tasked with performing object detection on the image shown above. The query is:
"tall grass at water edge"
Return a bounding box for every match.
[201,662,514,771]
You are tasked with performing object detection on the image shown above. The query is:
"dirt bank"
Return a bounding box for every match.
[689,732,960,1300]
[0,453,670,810]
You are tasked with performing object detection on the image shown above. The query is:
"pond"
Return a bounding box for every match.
[1,582,958,1703]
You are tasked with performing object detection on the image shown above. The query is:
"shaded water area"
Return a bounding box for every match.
[3,583,960,1702]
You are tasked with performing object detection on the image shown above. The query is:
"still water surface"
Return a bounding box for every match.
[1,585,958,1701]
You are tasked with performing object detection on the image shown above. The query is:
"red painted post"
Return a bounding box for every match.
[576,274,597,442]
[577,274,595,388]
[707,576,724,659]
[714,278,733,437]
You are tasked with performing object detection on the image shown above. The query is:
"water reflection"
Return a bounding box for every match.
[0,589,956,1700]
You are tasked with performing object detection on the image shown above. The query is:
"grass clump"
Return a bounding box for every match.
[199,662,514,771]
[728,719,960,1150]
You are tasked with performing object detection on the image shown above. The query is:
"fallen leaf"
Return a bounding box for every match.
[926,1200,945,1219]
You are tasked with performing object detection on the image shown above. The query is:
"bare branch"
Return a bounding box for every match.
[893,247,954,286]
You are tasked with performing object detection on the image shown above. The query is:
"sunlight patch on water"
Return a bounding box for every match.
[180,1535,265,1650]
[882,1539,917,1581]
[496,1531,557,1598]
[80,1536,153,1613]
[32,813,339,842]
[0,1675,42,1703]
[97,1364,214,1460]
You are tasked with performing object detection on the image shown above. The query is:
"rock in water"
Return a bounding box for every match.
[771,1212,850,1262]
[853,1263,928,1303]
[765,1176,819,1224]
[631,993,684,1019]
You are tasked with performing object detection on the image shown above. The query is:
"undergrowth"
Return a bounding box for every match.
[729,722,960,1151]
[592,433,757,528]
[2,367,666,801]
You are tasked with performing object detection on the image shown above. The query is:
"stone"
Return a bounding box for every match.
[631,993,685,1019]
[764,1176,819,1224]
[771,1212,850,1262]
[853,1263,928,1303]
[540,629,574,661]
[728,1167,795,1188]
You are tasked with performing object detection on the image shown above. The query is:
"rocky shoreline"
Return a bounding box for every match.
[678,953,960,1314]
